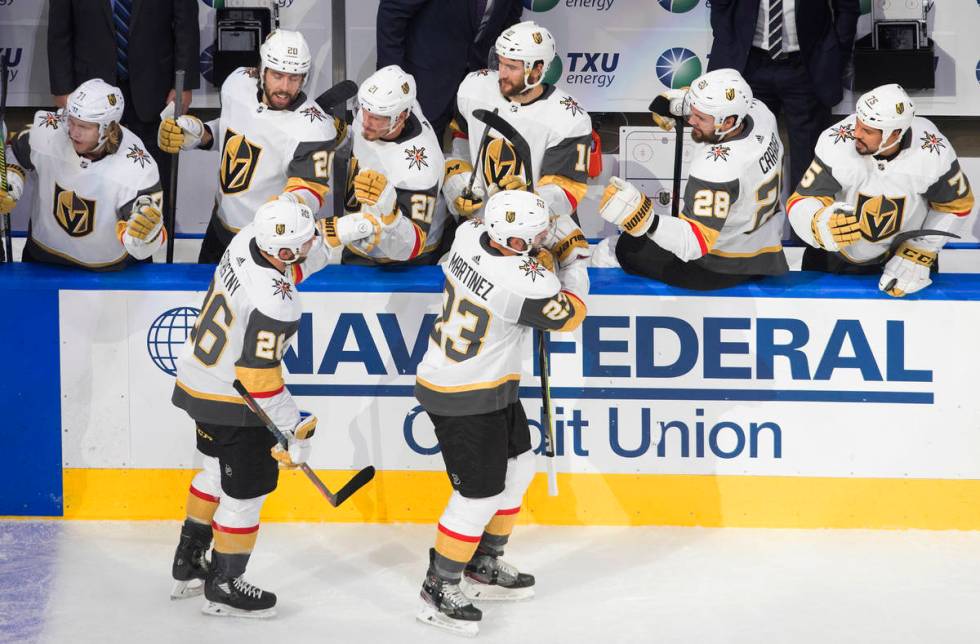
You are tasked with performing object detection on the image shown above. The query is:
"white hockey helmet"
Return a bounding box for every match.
[494,21,557,90]
[484,190,550,255]
[685,68,753,138]
[855,83,915,155]
[254,199,316,263]
[259,29,312,88]
[66,78,125,146]
[358,65,416,129]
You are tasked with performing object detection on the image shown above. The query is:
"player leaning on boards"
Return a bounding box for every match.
[1,79,165,269]
[324,65,449,265]
[158,29,344,263]
[169,199,335,618]
[594,68,789,289]
[413,191,588,637]
[787,83,975,297]
[444,20,592,275]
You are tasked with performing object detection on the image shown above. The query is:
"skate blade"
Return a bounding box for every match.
[170,579,204,600]
[416,603,479,637]
[201,600,276,619]
[460,577,534,602]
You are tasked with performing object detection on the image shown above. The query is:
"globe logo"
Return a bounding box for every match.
[656,48,702,89]
[657,0,700,12]
[542,54,563,86]
[523,0,561,10]
[147,307,200,376]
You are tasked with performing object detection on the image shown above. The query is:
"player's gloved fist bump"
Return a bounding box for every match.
[453,186,485,218]
[879,242,935,297]
[811,201,860,251]
[532,247,556,273]
[0,169,25,214]
[158,115,204,154]
[354,170,397,218]
[318,214,379,248]
[599,177,656,237]
[271,411,317,468]
[127,195,164,241]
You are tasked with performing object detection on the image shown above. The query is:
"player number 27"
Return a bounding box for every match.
[430,281,491,362]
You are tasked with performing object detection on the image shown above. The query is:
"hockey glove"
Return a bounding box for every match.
[443,160,485,217]
[532,247,557,273]
[879,242,936,297]
[158,115,204,154]
[599,177,656,237]
[271,412,317,469]
[353,169,397,218]
[318,213,381,249]
[649,88,688,131]
[811,202,861,252]
[0,166,25,214]
[487,174,528,198]
[127,195,164,241]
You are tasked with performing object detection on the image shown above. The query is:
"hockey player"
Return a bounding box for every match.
[595,68,789,289]
[169,199,335,618]
[157,30,362,263]
[413,190,588,636]
[2,79,165,269]
[324,65,449,265]
[788,83,974,296]
[443,20,592,274]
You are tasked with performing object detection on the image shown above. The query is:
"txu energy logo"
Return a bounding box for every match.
[523,0,561,10]
[541,54,564,86]
[657,0,700,12]
[563,52,620,88]
[656,47,702,89]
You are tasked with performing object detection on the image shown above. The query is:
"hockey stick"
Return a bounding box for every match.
[462,107,499,202]
[314,79,358,114]
[165,70,184,264]
[472,109,560,496]
[316,80,358,220]
[0,56,10,263]
[232,380,376,507]
[647,95,684,218]
[882,228,960,293]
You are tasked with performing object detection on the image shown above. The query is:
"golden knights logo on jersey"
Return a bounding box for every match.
[482,137,526,187]
[220,128,263,195]
[53,184,96,237]
[855,193,907,242]
[344,156,360,211]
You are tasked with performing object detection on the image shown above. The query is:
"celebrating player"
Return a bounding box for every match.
[443,20,592,274]
[2,79,165,269]
[323,65,449,264]
[413,190,588,636]
[595,68,789,289]
[157,29,347,263]
[788,83,975,296]
[169,199,335,618]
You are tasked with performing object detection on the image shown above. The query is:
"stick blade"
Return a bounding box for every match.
[330,465,376,507]
[315,80,359,113]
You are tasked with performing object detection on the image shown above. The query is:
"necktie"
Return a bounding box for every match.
[768,0,784,60]
[113,0,131,81]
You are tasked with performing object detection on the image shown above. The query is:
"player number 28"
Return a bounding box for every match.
[692,189,730,219]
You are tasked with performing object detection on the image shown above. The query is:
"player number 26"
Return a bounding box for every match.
[255,331,287,361]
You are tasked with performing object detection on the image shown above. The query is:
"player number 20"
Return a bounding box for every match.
[313,151,334,179]
[692,189,730,219]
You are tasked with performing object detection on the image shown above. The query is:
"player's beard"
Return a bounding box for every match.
[690,128,720,144]
[265,87,299,110]
[854,140,875,156]
[499,76,527,99]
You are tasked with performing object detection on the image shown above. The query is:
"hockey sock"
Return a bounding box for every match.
[476,506,520,557]
[186,486,219,526]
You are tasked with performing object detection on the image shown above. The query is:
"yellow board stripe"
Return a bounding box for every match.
[55,469,980,530]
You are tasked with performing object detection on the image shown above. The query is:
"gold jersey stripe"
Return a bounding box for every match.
[174,379,245,405]
[416,372,521,394]
[235,366,285,394]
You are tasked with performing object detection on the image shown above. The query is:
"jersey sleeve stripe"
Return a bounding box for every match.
[409,221,425,258]
[236,366,285,395]
[291,263,304,284]
[787,192,832,212]
[679,215,715,254]
[212,521,259,534]
[930,191,975,216]
[250,385,285,399]
[285,176,328,208]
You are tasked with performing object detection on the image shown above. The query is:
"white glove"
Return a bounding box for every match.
[879,242,935,297]
[443,167,484,217]
[0,168,24,215]
[271,412,316,468]
[811,201,861,252]
[318,214,381,249]
[599,177,656,237]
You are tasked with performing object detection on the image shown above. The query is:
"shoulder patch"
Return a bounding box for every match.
[271,276,294,301]
[828,123,855,144]
[126,144,152,168]
[919,131,946,155]
[559,96,585,117]
[38,112,62,129]
[706,144,731,162]
[476,69,491,77]
[518,256,547,282]
[242,67,259,78]
[300,105,326,123]
[405,145,429,171]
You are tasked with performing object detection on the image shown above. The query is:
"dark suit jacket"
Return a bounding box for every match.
[707,0,858,106]
[48,0,200,122]
[376,0,524,129]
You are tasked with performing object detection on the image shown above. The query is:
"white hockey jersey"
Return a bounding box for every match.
[415,220,587,416]
[451,70,593,213]
[341,107,447,264]
[7,110,163,269]
[172,226,331,431]
[206,68,338,232]
[788,115,974,263]
[665,99,788,275]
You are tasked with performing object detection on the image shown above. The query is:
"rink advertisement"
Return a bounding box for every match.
[41,266,980,528]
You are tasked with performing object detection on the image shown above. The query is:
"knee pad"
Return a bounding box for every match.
[499,450,536,510]
[190,456,221,499]
[439,490,503,538]
[213,493,267,530]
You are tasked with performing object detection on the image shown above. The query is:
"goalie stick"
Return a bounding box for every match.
[471,109,561,497]
[232,380,376,507]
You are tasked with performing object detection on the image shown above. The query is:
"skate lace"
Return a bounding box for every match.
[232,576,262,599]
[491,558,519,583]
[441,583,472,610]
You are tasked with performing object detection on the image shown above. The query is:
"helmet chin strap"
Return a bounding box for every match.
[522,61,544,90]
[875,128,903,156]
